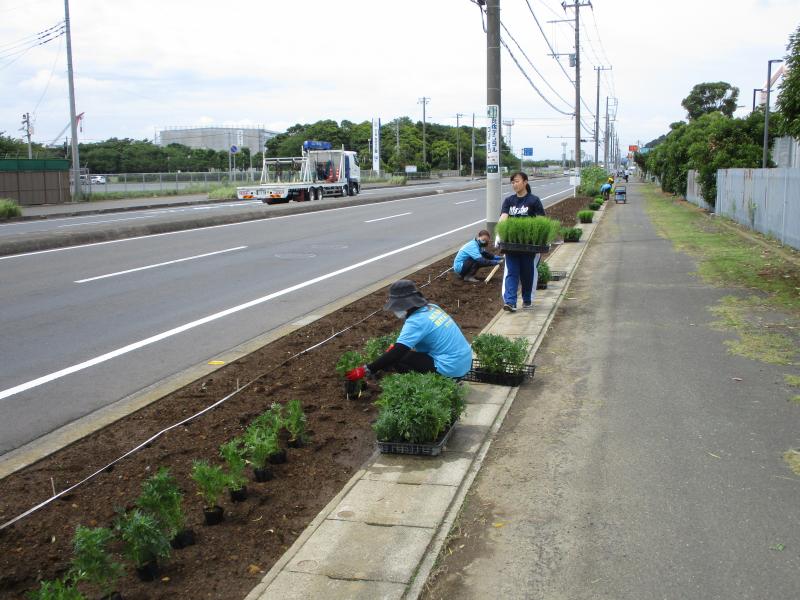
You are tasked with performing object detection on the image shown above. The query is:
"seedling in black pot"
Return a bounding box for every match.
[284,399,308,448]
[135,467,194,549]
[69,525,124,599]
[190,460,228,525]
[220,439,248,503]
[114,509,171,582]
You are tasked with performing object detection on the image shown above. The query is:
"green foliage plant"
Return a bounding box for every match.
[335,350,365,376]
[577,210,594,224]
[190,460,228,509]
[495,216,560,245]
[135,467,185,539]
[373,373,467,443]
[578,165,609,196]
[69,526,124,597]
[284,399,308,444]
[561,226,583,242]
[588,201,602,211]
[26,579,86,600]
[363,331,399,363]
[114,509,171,569]
[776,24,800,138]
[219,439,248,492]
[537,260,551,284]
[243,425,280,469]
[0,198,22,219]
[250,402,284,434]
[472,334,530,376]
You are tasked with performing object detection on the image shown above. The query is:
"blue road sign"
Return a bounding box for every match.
[522,147,533,156]
[230,145,239,154]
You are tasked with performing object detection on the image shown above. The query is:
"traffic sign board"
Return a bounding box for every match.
[230,145,239,154]
[522,147,533,156]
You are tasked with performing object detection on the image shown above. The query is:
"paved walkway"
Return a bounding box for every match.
[243,198,604,599]
[420,184,800,599]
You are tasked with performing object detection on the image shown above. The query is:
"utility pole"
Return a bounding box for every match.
[561,142,567,171]
[418,97,430,166]
[470,112,475,178]
[395,118,400,156]
[594,66,610,164]
[762,59,783,168]
[502,119,514,155]
[486,0,501,233]
[21,113,33,159]
[456,113,464,174]
[64,0,81,200]
[603,97,610,168]
[562,1,591,180]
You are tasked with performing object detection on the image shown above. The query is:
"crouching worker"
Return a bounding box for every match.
[453,229,502,283]
[345,280,472,382]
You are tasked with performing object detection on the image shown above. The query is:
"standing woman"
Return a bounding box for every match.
[499,172,545,312]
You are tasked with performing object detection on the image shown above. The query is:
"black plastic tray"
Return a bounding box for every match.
[550,270,568,281]
[377,421,456,456]
[462,359,536,386]
[497,242,551,254]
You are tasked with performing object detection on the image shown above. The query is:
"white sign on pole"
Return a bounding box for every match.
[372,118,381,174]
[237,129,244,147]
[486,105,499,174]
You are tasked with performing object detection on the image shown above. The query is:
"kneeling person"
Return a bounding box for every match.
[345,280,472,382]
[453,229,502,283]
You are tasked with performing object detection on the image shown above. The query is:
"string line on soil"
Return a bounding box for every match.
[0,266,455,532]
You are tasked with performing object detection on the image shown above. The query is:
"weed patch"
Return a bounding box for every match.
[783,449,800,476]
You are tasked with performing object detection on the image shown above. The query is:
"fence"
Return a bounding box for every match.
[80,170,259,195]
[685,170,714,211]
[716,168,800,250]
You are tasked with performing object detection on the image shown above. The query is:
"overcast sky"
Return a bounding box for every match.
[1,0,796,161]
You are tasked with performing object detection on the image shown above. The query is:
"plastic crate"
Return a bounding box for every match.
[497,242,551,254]
[462,359,536,387]
[549,270,568,281]
[376,421,456,456]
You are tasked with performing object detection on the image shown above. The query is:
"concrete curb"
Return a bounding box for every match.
[0,183,484,257]
[0,245,462,480]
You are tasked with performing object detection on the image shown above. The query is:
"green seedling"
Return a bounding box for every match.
[135,467,185,538]
[219,439,248,492]
[243,425,280,470]
[577,210,594,224]
[284,399,308,444]
[114,509,171,569]
[472,334,530,375]
[537,261,551,284]
[26,579,85,600]
[561,226,583,242]
[190,460,228,509]
[69,526,124,597]
[496,216,560,245]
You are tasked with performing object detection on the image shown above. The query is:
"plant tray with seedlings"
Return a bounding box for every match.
[377,421,456,456]
[497,241,551,254]
[549,270,568,281]
[463,359,536,386]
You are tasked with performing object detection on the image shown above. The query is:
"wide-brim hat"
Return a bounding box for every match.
[384,279,428,312]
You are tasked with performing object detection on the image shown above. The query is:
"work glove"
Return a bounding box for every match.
[346,365,370,381]
[385,344,395,353]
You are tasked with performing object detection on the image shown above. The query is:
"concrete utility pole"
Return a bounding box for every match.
[486,0,501,233]
[603,97,610,167]
[562,0,591,179]
[456,113,463,173]
[418,97,430,166]
[64,0,81,200]
[470,112,475,178]
[594,66,610,164]
[561,141,567,170]
[503,119,514,155]
[21,113,33,159]
[395,119,400,156]
[762,59,783,168]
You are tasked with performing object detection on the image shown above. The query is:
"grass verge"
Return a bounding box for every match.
[0,198,22,219]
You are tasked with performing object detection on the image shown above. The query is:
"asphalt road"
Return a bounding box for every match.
[0,178,573,455]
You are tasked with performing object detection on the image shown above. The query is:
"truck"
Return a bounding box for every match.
[236,141,360,204]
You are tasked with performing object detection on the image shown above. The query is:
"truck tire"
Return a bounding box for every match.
[341,185,348,197]
[313,187,322,201]
[349,182,359,196]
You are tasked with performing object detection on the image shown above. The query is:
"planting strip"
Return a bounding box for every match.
[0,263,457,532]
[244,201,609,599]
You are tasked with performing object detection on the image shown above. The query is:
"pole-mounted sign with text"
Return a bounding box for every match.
[372,118,381,175]
[486,105,499,174]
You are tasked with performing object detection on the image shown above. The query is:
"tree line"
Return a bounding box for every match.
[637,24,799,206]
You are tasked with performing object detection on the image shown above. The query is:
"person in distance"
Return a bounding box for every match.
[453,229,502,283]
[345,280,472,382]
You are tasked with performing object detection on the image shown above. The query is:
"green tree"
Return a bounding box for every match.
[776,24,800,138]
[681,82,739,120]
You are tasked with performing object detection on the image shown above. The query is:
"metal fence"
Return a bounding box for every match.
[79,171,260,195]
[716,168,800,250]
[685,170,714,211]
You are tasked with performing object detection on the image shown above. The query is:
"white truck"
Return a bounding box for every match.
[237,141,360,204]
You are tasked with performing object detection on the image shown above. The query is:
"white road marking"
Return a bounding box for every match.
[0,218,483,402]
[57,215,153,228]
[454,199,477,205]
[364,212,412,223]
[74,246,247,283]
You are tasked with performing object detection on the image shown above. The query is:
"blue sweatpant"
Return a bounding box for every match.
[502,253,540,306]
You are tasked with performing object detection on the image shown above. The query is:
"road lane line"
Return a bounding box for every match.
[74,246,248,283]
[364,212,412,223]
[0,218,483,402]
[57,216,154,228]
[454,199,477,205]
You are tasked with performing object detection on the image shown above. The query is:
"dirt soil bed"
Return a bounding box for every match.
[0,197,585,600]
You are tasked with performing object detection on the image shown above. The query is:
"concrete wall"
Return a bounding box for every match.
[716,168,800,250]
[0,171,71,205]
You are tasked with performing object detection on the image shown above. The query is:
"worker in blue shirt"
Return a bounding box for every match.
[453,229,502,282]
[500,171,546,312]
[345,280,472,380]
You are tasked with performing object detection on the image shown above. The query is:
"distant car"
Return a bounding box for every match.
[563,170,569,176]
[90,175,106,184]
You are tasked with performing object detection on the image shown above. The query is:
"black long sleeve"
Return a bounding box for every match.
[367,342,411,373]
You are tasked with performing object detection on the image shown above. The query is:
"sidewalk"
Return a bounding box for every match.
[243,198,605,599]
[420,183,800,599]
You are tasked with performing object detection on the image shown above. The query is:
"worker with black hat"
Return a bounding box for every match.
[345,279,472,381]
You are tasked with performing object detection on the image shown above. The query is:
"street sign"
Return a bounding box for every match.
[372,118,381,174]
[522,147,533,156]
[237,129,244,147]
[486,105,499,174]
[230,145,239,154]
[628,145,639,152]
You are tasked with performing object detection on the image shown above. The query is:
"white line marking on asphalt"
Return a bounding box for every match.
[0,188,478,261]
[364,212,412,223]
[74,246,248,283]
[0,219,483,402]
[454,199,477,205]
[57,215,153,228]
[541,188,573,200]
